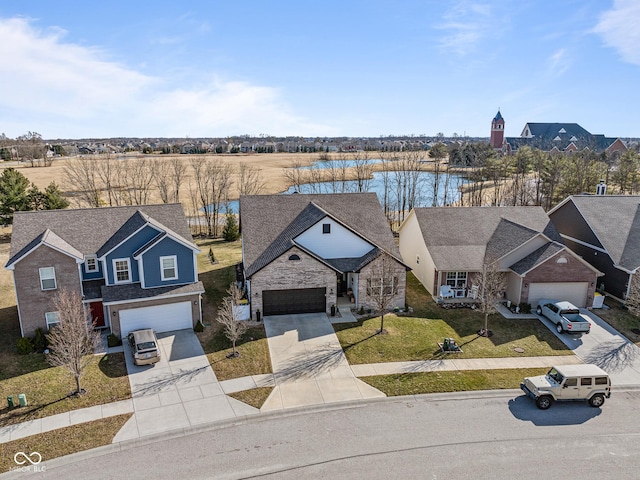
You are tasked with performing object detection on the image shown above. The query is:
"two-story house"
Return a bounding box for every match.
[5,204,204,338]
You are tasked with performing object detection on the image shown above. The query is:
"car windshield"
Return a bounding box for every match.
[547,368,564,384]
[137,341,156,351]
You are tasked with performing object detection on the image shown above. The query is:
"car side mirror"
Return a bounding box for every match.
[563,384,568,389]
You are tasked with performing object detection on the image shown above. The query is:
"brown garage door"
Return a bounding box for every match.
[262,288,326,316]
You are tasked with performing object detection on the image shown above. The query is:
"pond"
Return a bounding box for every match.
[205,158,468,214]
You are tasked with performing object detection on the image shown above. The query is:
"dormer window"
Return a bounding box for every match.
[322,223,331,234]
[85,255,98,273]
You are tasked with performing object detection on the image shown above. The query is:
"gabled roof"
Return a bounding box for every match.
[509,242,566,275]
[6,228,84,268]
[7,204,195,268]
[408,206,561,271]
[553,195,640,271]
[241,193,403,278]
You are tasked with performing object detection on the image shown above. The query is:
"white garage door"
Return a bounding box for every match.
[119,301,193,336]
[528,282,589,308]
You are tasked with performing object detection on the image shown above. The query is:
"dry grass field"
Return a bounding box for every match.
[0,152,322,207]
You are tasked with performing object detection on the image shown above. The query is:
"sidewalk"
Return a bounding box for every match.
[1,353,572,445]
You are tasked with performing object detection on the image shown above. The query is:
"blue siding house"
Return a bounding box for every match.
[6,204,204,337]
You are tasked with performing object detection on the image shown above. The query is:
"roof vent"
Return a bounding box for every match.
[596,180,607,195]
[554,136,562,141]
[559,128,566,133]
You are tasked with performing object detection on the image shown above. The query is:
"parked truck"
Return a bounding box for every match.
[536,299,591,334]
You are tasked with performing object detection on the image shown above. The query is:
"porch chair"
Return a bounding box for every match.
[440,285,454,299]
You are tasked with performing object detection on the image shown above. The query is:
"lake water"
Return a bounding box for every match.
[206,158,467,214]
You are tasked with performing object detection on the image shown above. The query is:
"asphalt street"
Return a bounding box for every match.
[22,389,640,480]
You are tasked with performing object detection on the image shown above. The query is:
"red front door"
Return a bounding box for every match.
[90,301,106,328]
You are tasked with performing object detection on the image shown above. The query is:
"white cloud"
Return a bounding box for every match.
[437,1,494,56]
[0,17,329,138]
[548,48,570,76]
[593,0,640,66]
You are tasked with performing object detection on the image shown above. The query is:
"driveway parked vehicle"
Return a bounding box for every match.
[536,299,591,334]
[520,364,611,409]
[127,329,161,365]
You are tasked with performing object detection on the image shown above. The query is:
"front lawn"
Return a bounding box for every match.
[0,413,131,474]
[594,298,640,346]
[334,273,572,364]
[228,387,274,409]
[0,353,131,427]
[201,327,272,381]
[361,368,548,396]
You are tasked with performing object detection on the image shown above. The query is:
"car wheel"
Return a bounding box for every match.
[536,306,542,315]
[589,393,605,407]
[536,395,552,410]
[556,323,564,334]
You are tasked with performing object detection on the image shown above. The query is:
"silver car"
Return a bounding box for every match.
[127,329,161,366]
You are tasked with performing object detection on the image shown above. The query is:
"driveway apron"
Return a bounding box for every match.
[536,309,640,387]
[114,329,257,442]
[261,313,385,411]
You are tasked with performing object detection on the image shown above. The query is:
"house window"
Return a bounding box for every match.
[366,276,398,296]
[113,259,131,283]
[85,255,98,273]
[322,223,331,234]
[39,267,57,290]
[45,311,61,330]
[160,255,178,281]
[446,272,467,289]
[288,254,301,261]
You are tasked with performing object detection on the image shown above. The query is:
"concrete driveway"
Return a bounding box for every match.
[261,313,385,411]
[536,309,640,387]
[114,329,257,441]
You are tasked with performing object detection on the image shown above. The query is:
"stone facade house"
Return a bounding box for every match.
[6,204,204,338]
[240,193,408,319]
[399,206,601,308]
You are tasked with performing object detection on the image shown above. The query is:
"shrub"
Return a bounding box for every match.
[33,327,48,351]
[107,334,122,347]
[17,336,34,355]
[518,303,532,314]
[194,321,204,333]
[359,306,365,315]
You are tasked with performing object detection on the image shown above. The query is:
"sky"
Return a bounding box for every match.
[0,0,638,140]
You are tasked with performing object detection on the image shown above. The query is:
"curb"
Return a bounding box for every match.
[11,385,640,476]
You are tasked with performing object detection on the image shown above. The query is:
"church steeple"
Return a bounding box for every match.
[490,110,505,149]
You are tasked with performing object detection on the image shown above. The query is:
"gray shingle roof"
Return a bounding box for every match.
[509,242,565,275]
[569,195,640,270]
[8,204,196,266]
[240,193,402,278]
[101,281,204,304]
[7,228,84,267]
[411,206,561,271]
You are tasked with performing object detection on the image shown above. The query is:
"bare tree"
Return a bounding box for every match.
[95,153,119,206]
[169,157,187,203]
[475,259,507,337]
[17,131,47,167]
[364,254,400,334]
[282,159,308,193]
[191,157,233,237]
[64,157,102,207]
[118,157,155,205]
[153,158,173,203]
[238,163,266,196]
[217,284,248,357]
[46,289,102,395]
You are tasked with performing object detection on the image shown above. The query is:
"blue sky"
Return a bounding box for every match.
[0,0,638,139]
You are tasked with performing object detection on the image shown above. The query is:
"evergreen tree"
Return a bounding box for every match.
[222,212,240,241]
[0,168,30,225]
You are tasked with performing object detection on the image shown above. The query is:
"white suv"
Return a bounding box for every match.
[521,364,611,409]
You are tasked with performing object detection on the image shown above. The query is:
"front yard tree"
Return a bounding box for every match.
[365,254,399,335]
[46,289,102,396]
[222,211,240,241]
[217,284,248,357]
[476,259,507,337]
[0,168,30,225]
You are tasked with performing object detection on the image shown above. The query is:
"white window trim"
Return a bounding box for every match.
[45,311,61,330]
[160,255,178,281]
[85,255,98,273]
[113,258,132,284]
[39,267,57,291]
